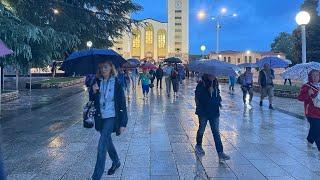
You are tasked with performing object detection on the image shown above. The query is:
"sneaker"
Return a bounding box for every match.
[107,162,121,175]
[218,152,230,162]
[195,145,205,155]
[259,101,263,106]
[269,104,274,110]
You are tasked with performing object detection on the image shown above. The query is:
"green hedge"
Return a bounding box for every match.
[34,77,83,85]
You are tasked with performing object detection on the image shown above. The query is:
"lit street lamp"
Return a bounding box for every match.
[295,11,310,64]
[53,9,59,15]
[86,41,93,48]
[200,45,206,58]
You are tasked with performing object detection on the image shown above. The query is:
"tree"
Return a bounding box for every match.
[8,0,142,49]
[271,32,295,63]
[292,0,320,63]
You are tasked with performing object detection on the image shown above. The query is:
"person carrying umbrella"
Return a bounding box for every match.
[155,65,164,89]
[239,67,254,105]
[91,61,128,179]
[163,64,174,97]
[258,63,275,109]
[298,70,320,155]
[171,64,180,98]
[194,74,230,162]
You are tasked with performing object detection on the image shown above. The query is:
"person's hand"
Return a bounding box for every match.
[92,83,99,93]
[119,127,126,134]
[308,88,314,96]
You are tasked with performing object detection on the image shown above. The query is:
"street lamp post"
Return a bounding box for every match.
[295,11,310,64]
[200,45,206,58]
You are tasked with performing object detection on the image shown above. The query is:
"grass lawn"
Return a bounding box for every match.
[273,84,301,93]
[34,77,83,85]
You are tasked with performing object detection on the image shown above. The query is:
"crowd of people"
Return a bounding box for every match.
[82,61,320,180]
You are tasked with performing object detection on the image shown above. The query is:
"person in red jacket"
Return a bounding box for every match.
[298,69,320,154]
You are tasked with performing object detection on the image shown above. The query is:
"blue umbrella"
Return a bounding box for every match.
[189,59,237,77]
[61,48,127,75]
[238,63,258,68]
[127,58,141,66]
[256,56,290,68]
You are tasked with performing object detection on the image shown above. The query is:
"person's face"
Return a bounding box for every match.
[101,64,111,77]
[311,71,320,83]
[264,64,270,70]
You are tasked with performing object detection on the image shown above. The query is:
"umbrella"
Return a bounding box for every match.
[127,58,141,66]
[140,62,157,70]
[164,57,182,64]
[0,40,13,57]
[237,63,258,68]
[281,61,320,81]
[189,59,237,77]
[256,56,290,68]
[61,48,127,75]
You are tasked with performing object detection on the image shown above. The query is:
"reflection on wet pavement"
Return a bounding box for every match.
[1,78,320,179]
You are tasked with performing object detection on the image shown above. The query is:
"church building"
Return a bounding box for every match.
[111,0,189,63]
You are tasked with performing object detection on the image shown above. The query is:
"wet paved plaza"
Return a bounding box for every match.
[1,78,320,180]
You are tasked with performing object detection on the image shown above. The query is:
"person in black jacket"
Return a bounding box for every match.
[258,63,275,109]
[91,61,128,179]
[155,65,164,89]
[195,74,230,162]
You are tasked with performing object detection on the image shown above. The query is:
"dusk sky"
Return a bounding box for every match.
[132,0,308,55]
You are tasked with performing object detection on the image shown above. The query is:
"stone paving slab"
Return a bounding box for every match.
[1,78,320,179]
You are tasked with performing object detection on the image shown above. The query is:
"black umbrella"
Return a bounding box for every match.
[61,48,127,75]
[127,58,141,66]
[164,57,182,64]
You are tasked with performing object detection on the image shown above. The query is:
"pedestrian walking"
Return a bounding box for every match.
[156,65,164,89]
[194,74,230,162]
[298,70,320,156]
[91,61,128,179]
[163,64,173,97]
[239,67,254,105]
[131,68,139,91]
[258,63,275,109]
[228,75,236,94]
[171,64,180,97]
[138,69,151,100]
[124,70,131,101]
[149,69,156,88]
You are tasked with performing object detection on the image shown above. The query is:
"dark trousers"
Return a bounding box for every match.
[284,79,292,86]
[156,78,162,88]
[92,117,119,180]
[307,117,320,151]
[241,86,253,103]
[196,116,223,153]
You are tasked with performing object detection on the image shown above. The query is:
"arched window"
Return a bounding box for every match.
[145,25,153,45]
[157,30,166,49]
[228,57,231,63]
[132,29,141,48]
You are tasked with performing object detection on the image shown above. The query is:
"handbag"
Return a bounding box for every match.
[83,101,96,128]
[307,84,320,108]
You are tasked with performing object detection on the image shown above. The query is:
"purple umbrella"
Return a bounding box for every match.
[0,40,13,57]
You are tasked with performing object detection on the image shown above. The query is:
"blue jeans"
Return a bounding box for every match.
[142,84,149,95]
[196,116,224,153]
[92,118,119,180]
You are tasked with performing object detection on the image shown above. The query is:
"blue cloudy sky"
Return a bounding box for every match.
[132,0,308,54]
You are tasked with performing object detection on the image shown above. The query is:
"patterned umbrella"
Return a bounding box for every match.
[281,61,320,81]
[0,40,13,57]
[237,63,258,68]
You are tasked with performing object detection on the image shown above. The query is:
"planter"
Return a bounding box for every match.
[26,78,85,89]
[1,91,19,102]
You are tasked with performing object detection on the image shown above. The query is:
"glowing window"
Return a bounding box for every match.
[145,26,153,45]
[132,30,140,48]
[157,30,166,49]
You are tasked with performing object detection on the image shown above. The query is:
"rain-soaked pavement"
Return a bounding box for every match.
[1,78,320,180]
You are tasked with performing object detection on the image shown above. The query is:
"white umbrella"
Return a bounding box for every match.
[189,59,237,77]
[256,56,290,68]
[281,61,320,81]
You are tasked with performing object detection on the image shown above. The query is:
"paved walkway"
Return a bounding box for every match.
[2,78,320,180]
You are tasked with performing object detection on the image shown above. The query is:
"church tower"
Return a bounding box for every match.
[168,0,189,63]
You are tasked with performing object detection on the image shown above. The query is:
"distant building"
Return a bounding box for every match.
[111,0,189,64]
[209,50,286,65]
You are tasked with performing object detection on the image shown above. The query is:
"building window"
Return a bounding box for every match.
[175,10,182,13]
[175,16,182,19]
[175,35,181,39]
[145,27,153,45]
[157,30,166,49]
[175,29,182,32]
[245,56,248,63]
[256,58,259,62]
[132,30,140,48]
[175,23,182,26]
[237,58,241,63]
[228,57,231,63]
[175,42,182,45]
[249,56,252,63]
[224,57,227,62]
